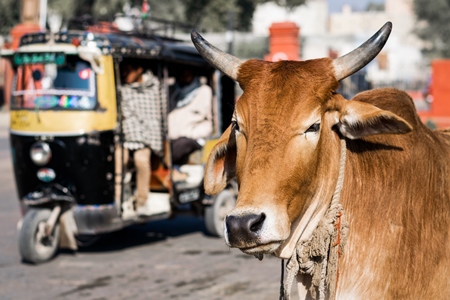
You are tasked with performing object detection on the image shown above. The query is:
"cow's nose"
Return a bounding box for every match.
[225,213,266,244]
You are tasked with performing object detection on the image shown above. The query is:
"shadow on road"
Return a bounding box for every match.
[73,215,214,254]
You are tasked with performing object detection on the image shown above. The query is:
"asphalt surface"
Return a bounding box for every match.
[0,111,288,300]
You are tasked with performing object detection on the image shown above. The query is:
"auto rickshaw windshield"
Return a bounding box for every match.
[11,54,97,110]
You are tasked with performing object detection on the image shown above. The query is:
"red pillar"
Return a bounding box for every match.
[10,23,41,49]
[265,22,300,62]
[420,60,450,128]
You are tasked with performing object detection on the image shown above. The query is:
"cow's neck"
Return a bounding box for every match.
[275,138,347,259]
[276,138,348,300]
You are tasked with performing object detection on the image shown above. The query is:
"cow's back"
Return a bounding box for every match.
[337,88,450,299]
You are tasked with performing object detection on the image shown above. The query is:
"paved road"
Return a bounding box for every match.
[0,112,287,300]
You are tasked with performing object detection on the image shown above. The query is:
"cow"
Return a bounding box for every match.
[191,22,450,300]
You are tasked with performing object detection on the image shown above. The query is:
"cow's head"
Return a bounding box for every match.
[192,22,412,258]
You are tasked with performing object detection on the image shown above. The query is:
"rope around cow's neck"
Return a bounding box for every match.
[281,137,349,300]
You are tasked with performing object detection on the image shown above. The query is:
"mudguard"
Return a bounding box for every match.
[22,183,76,206]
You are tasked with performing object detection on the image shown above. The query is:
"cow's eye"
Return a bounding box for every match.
[305,123,320,133]
[232,120,240,132]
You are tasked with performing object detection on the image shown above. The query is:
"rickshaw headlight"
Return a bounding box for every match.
[30,142,52,166]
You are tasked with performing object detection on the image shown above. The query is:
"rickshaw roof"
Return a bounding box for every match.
[13,30,212,69]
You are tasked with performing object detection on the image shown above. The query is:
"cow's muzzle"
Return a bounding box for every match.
[225,213,266,245]
[224,212,283,254]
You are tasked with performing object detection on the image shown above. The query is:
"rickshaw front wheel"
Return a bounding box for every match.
[19,208,60,264]
[204,189,236,237]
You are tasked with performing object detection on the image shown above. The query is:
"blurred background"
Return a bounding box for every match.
[0,1,448,299]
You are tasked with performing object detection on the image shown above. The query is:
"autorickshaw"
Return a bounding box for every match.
[1,24,237,264]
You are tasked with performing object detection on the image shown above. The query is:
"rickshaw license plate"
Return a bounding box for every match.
[178,188,200,203]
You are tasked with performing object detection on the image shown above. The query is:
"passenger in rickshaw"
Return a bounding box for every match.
[168,67,213,180]
[115,60,166,216]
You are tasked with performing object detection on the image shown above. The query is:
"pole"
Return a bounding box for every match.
[39,0,47,31]
[226,10,234,55]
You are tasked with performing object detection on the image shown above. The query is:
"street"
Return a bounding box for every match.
[0,112,286,300]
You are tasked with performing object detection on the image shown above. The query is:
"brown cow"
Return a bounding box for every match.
[192,22,450,299]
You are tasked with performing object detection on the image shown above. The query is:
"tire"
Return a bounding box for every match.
[204,189,236,237]
[19,208,60,264]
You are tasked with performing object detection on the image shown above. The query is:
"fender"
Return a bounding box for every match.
[22,183,76,206]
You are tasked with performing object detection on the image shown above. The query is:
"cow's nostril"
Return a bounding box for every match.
[225,213,267,245]
[249,213,265,232]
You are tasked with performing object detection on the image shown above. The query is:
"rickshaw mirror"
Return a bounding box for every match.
[78,46,104,75]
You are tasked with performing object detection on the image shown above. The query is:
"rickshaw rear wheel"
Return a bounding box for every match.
[204,189,236,237]
[19,208,60,264]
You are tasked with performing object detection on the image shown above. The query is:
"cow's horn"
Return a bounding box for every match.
[191,30,243,81]
[333,21,392,81]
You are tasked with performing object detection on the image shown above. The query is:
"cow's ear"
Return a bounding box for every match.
[204,125,237,195]
[335,100,412,139]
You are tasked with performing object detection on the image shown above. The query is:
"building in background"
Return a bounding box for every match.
[252,0,426,92]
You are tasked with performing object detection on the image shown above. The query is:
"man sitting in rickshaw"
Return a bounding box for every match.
[168,67,213,180]
[115,60,166,216]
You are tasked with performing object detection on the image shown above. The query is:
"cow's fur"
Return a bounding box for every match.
[205,58,450,299]
[339,88,450,299]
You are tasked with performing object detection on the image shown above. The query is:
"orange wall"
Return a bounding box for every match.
[430,60,450,117]
[418,60,450,128]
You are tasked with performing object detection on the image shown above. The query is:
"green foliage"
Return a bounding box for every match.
[185,0,238,31]
[366,2,384,11]
[92,0,185,22]
[0,0,306,36]
[93,0,123,18]
[236,0,258,31]
[72,0,305,32]
[273,0,306,11]
[184,0,305,31]
[52,0,243,31]
[0,0,20,36]
[146,0,186,23]
[47,0,77,21]
[91,0,271,32]
[235,36,268,59]
[414,0,450,58]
